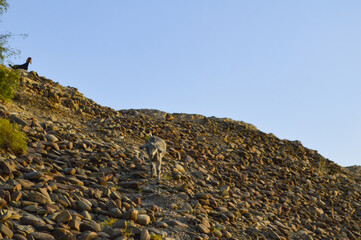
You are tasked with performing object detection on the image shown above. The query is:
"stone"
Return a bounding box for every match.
[20,214,46,226]
[16,223,36,234]
[201,218,211,229]
[140,228,151,240]
[124,209,138,221]
[11,191,22,202]
[113,219,127,229]
[27,191,51,205]
[64,168,76,175]
[30,232,55,240]
[16,179,36,188]
[0,198,6,209]
[80,221,101,232]
[69,219,81,231]
[13,234,28,240]
[77,200,92,211]
[110,207,123,218]
[23,171,44,180]
[181,202,193,213]
[55,210,72,223]
[79,231,98,240]
[154,221,168,228]
[168,219,188,228]
[0,223,13,238]
[197,224,210,234]
[45,134,59,142]
[174,163,185,172]
[137,214,151,226]
[52,228,75,240]
[0,159,16,174]
[0,210,12,221]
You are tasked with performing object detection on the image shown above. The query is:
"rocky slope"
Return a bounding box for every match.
[0,69,360,240]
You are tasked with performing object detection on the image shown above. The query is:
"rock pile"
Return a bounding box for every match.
[0,69,360,239]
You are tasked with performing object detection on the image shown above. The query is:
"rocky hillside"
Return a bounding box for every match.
[0,69,360,240]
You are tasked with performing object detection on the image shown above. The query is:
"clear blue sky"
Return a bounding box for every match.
[3,1,361,167]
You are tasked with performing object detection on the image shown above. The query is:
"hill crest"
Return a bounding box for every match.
[0,68,360,240]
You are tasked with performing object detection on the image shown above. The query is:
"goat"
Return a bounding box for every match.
[9,57,32,70]
[140,136,166,182]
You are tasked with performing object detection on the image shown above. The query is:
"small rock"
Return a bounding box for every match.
[27,191,51,205]
[168,219,188,228]
[11,191,22,202]
[110,207,123,218]
[64,168,76,175]
[113,219,127,229]
[0,223,12,238]
[52,228,74,240]
[80,221,101,232]
[13,234,28,240]
[69,219,81,231]
[24,171,44,180]
[197,224,210,234]
[30,232,55,240]
[79,231,98,240]
[77,200,92,212]
[0,210,12,221]
[45,134,58,142]
[17,179,36,188]
[154,221,168,228]
[124,209,138,221]
[20,214,46,226]
[55,210,72,223]
[140,228,151,240]
[181,202,193,213]
[137,214,151,226]
[0,159,16,174]
[0,198,6,209]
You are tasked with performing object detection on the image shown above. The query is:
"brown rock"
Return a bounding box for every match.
[27,191,51,204]
[140,228,151,240]
[80,221,101,232]
[0,159,16,175]
[45,134,58,142]
[11,191,22,202]
[0,223,13,238]
[79,231,98,240]
[0,198,6,209]
[113,219,127,229]
[20,214,46,226]
[30,232,55,240]
[124,209,138,221]
[137,214,151,226]
[52,228,75,240]
[197,224,210,234]
[55,210,72,223]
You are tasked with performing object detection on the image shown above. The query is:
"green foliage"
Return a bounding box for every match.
[0,33,22,62]
[122,227,133,238]
[0,0,8,15]
[0,117,28,154]
[151,234,163,240]
[101,217,118,227]
[0,64,20,101]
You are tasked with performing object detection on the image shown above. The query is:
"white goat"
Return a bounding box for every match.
[140,136,166,182]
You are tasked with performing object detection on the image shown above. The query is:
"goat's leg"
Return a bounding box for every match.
[156,161,162,182]
[151,161,157,178]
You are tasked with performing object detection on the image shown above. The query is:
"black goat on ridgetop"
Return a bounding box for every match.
[9,57,32,70]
